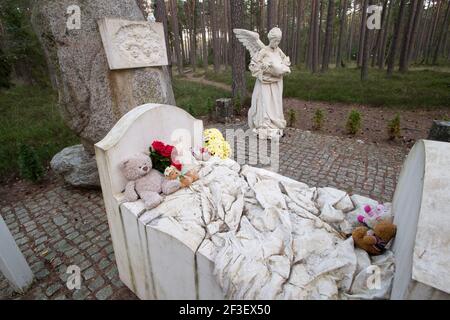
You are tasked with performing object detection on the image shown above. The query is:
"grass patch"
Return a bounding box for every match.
[173,77,231,117]
[205,67,450,109]
[0,85,79,181]
[0,80,231,181]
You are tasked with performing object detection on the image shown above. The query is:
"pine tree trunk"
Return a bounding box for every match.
[258,0,265,33]
[387,0,407,76]
[169,0,184,74]
[399,0,418,72]
[407,0,424,64]
[154,0,172,75]
[347,1,356,62]
[432,0,450,64]
[371,0,388,67]
[425,0,442,63]
[322,0,335,72]
[267,0,278,30]
[230,0,247,100]
[336,0,348,68]
[210,0,221,72]
[187,0,197,72]
[200,0,208,71]
[318,0,325,65]
[361,0,372,80]
[295,0,304,64]
[378,0,392,69]
[312,0,320,72]
[357,0,368,67]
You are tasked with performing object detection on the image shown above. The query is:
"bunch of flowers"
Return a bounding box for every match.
[203,128,231,159]
[149,140,182,174]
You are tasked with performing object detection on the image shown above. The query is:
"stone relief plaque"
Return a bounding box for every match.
[98,18,168,70]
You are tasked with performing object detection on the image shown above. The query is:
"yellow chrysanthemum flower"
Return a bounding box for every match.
[203,128,231,159]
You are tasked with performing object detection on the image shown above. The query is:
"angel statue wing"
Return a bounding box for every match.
[233,29,265,58]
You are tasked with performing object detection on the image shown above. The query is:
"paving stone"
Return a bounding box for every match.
[88,277,105,292]
[45,283,62,297]
[35,269,50,280]
[72,288,90,300]
[98,258,110,270]
[83,267,97,281]
[95,285,113,300]
[53,216,67,226]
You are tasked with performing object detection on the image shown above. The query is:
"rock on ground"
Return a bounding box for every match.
[50,145,100,188]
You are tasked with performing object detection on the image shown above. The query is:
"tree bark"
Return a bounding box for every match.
[210,0,221,72]
[336,0,348,68]
[425,0,442,63]
[387,0,407,76]
[295,0,304,64]
[230,0,247,101]
[432,0,450,64]
[407,0,424,63]
[267,0,278,30]
[347,1,356,61]
[200,0,208,71]
[154,0,172,75]
[361,0,372,80]
[318,0,325,65]
[399,0,418,72]
[357,0,368,67]
[378,0,392,69]
[169,0,183,74]
[322,0,335,72]
[371,0,388,67]
[258,0,265,33]
[187,0,197,72]
[312,0,321,72]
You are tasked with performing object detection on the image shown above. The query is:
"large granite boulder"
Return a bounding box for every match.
[31,0,175,155]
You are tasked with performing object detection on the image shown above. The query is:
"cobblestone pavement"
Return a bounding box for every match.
[0,127,408,300]
[212,124,408,203]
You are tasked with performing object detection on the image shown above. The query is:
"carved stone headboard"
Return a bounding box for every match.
[94,104,203,288]
[95,103,203,197]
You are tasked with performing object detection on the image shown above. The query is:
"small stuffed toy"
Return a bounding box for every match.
[357,204,390,229]
[352,220,397,255]
[164,165,199,188]
[120,153,181,209]
[192,147,211,161]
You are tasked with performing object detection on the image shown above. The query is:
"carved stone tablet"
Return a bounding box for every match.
[98,18,168,70]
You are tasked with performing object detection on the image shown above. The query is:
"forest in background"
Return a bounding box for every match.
[139,0,450,92]
[1,0,449,89]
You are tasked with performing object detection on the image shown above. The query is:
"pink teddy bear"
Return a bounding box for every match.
[357,204,390,229]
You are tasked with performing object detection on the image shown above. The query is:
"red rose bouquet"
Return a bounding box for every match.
[149,140,181,173]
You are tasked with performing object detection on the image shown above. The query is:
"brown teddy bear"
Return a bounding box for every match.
[352,220,397,256]
[164,165,199,188]
[120,153,181,209]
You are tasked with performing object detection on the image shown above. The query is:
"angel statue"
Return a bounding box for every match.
[234,27,291,140]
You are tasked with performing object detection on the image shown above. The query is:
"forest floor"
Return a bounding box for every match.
[192,65,450,109]
[180,68,449,149]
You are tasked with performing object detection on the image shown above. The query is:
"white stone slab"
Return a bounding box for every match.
[98,18,168,70]
[391,140,450,299]
[196,240,226,300]
[0,215,34,293]
[95,104,203,299]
